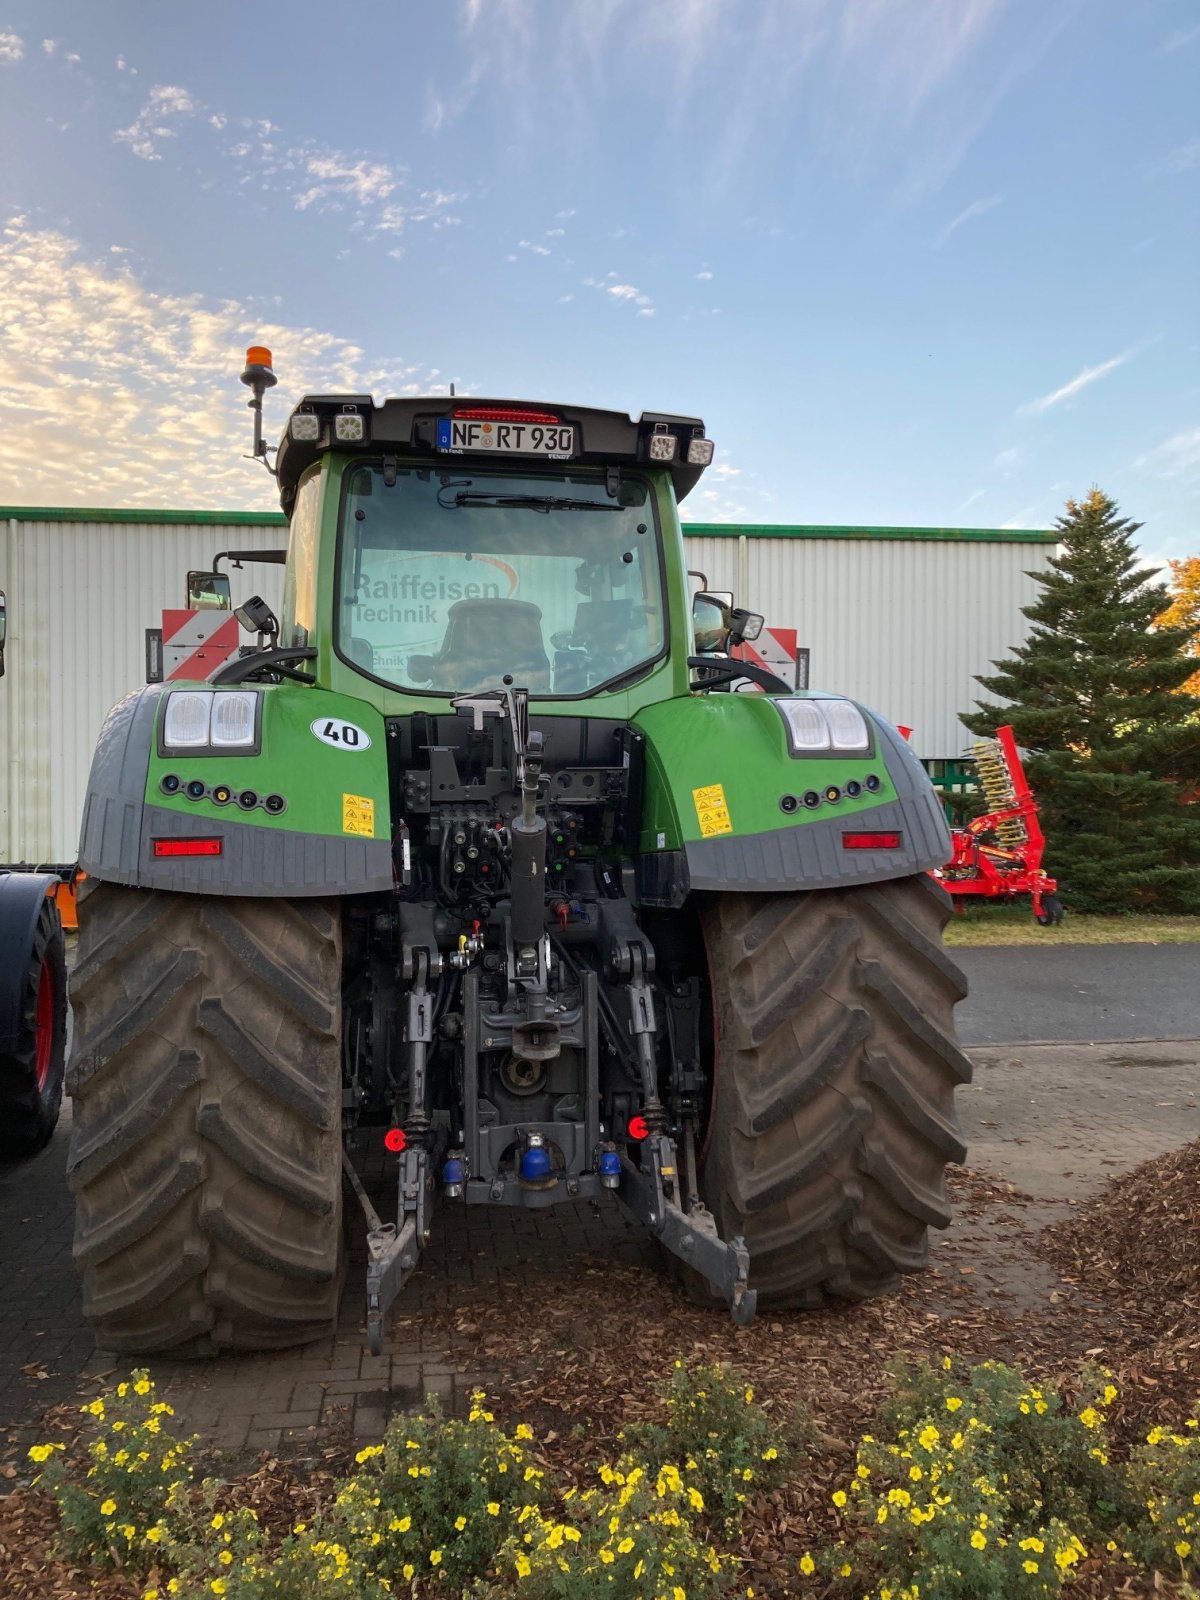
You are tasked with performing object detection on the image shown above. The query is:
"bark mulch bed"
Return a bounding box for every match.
[3,1149,1197,1598]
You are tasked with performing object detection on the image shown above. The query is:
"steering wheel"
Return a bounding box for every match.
[687,656,791,694]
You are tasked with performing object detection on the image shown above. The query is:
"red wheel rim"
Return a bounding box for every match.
[34,956,55,1094]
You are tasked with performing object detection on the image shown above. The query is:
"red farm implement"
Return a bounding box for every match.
[933,725,1063,925]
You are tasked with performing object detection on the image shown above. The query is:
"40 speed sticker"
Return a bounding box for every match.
[311,716,372,751]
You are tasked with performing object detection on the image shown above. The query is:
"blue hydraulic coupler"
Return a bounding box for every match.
[442,1154,466,1199]
[599,1148,621,1189]
[520,1133,552,1184]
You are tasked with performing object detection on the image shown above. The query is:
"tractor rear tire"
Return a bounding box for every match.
[67,879,344,1355]
[694,874,970,1309]
[0,895,67,1158]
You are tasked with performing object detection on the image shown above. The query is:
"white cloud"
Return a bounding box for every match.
[294,150,398,209]
[0,219,439,509]
[1163,22,1200,51]
[42,39,56,55]
[517,239,551,256]
[1160,137,1200,174]
[935,193,1001,245]
[115,84,198,160]
[955,488,986,513]
[65,50,80,64]
[993,447,1019,469]
[0,30,23,62]
[695,268,713,280]
[1018,347,1139,415]
[1136,425,1200,483]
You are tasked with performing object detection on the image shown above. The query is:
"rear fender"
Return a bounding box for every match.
[78,683,393,896]
[633,693,951,897]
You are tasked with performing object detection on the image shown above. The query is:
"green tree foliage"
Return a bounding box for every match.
[964,489,1200,913]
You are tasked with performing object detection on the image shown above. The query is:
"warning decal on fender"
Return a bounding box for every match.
[692,783,733,838]
[342,793,375,837]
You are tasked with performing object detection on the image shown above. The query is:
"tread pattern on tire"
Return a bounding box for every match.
[698,873,971,1309]
[0,895,67,1156]
[67,879,344,1355]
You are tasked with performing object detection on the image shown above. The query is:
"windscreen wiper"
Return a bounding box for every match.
[441,490,619,513]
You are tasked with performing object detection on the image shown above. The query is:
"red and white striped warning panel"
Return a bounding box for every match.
[734,627,809,691]
[160,610,241,681]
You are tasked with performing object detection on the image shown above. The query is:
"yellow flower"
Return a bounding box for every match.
[1079,1407,1100,1429]
[762,1446,778,1461]
[970,1531,987,1549]
[218,1551,232,1566]
[402,1564,415,1580]
[918,1426,939,1451]
[599,1549,615,1564]
[744,1386,754,1403]
[1023,1561,1039,1574]
[100,1499,117,1517]
[145,1527,163,1544]
[909,1465,923,1481]
[211,1513,225,1530]
[1019,1537,1045,1554]
[454,1515,467,1531]
[799,1553,816,1575]
[486,1502,500,1516]
[85,1399,105,1417]
[210,1584,226,1598]
[354,1445,384,1464]
[515,1422,534,1440]
[945,1397,963,1412]
[1177,1541,1193,1559]
[134,1379,151,1396]
[832,1489,848,1507]
[876,1506,888,1524]
[430,1549,443,1566]
[618,1537,634,1554]
[28,1444,58,1463]
[839,1563,853,1577]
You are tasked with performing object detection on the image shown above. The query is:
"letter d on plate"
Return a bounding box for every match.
[311,717,372,751]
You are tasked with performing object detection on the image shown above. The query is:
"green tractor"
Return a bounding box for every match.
[67,352,970,1355]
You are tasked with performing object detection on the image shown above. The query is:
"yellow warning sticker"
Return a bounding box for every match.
[342,793,376,838]
[692,782,733,838]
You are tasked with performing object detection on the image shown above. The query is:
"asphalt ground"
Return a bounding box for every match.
[1,943,1196,1460]
[954,943,1200,1044]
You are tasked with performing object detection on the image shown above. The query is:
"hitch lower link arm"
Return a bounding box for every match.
[616,944,756,1326]
[355,940,439,1354]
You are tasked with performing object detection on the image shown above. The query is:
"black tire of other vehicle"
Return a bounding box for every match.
[0,895,67,1157]
[67,880,343,1355]
[694,874,971,1309]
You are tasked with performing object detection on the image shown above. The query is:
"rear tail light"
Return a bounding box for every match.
[152,837,223,858]
[842,832,903,850]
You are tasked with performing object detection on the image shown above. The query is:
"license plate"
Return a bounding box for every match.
[436,418,575,457]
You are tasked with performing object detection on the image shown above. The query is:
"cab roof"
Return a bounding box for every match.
[274,395,712,510]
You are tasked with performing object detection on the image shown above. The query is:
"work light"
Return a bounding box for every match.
[290,412,320,441]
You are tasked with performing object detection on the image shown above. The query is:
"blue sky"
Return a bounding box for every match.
[0,0,1196,566]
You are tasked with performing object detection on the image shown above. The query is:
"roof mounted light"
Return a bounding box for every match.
[334,407,365,442]
[687,437,715,466]
[290,411,320,442]
[648,426,678,462]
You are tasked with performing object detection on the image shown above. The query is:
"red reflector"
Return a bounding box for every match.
[627,1115,649,1141]
[384,1127,407,1153]
[152,837,222,858]
[454,406,560,424]
[842,832,903,850]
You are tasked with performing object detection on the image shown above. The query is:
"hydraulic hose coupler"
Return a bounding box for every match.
[442,1152,467,1200]
[598,1143,621,1190]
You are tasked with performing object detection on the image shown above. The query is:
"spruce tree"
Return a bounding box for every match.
[963,488,1200,913]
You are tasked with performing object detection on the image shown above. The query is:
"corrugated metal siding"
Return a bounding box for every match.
[2,517,286,863]
[0,516,1052,863]
[683,535,1054,761]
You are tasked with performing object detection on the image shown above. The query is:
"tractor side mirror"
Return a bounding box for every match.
[692,592,731,655]
[0,588,6,678]
[187,570,232,610]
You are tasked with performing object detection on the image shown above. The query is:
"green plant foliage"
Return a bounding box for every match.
[1127,1418,1200,1573]
[28,1369,195,1571]
[622,1359,801,1528]
[963,488,1200,912]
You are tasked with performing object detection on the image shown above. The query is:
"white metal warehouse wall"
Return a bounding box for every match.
[1,514,286,864]
[0,512,1055,864]
[684,529,1055,762]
